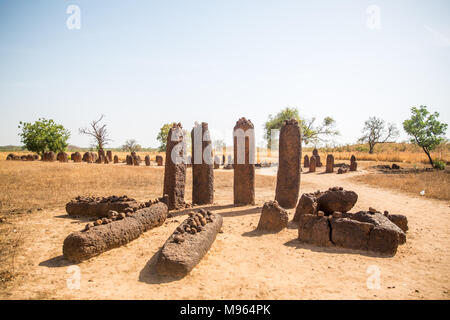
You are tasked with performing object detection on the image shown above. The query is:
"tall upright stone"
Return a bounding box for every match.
[313,148,322,167]
[309,155,316,172]
[350,155,356,163]
[163,123,187,210]
[156,155,163,166]
[326,154,334,173]
[233,118,255,205]
[145,155,151,166]
[304,155,310,168]
[114,155,119,164]
[275,119,302,209]
[106,151,113,162]
[350,154,357,171]
[191,122,214,205]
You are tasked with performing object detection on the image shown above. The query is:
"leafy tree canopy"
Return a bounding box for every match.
[18,118,70,155]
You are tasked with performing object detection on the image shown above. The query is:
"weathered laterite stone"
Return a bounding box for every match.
[145,155,151,166]
[309,155,316,172]
[350,161,357,171]
[326,154,334,173]
[72,152,82,162]
[304,155,310,168]
[275,119,302,209]
[350,155,356,163]
[233,118,255,205]
[191,122,214,205]
[106,151,112,162]
[126,155,133,165]
[57,152,68,163]
[163,123,187,210]
[156,155,163,166]
[63,201,168,262]
[257,200,289,232]
[114,155,119,164]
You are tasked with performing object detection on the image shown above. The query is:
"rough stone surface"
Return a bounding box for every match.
[63,201,168,262]
[386,214,408,233]
[163,123,187,210]
[337,164,350,174]
[233,118,255,205]
[156,155,163,166]
[66,195,141,217]
[326,154,334,173]
[106,151,112,162]
[82,152,93,163]
[156,211,223,277]
[298,214,332,247]
[309,155,316,172]
[275,119,302,209]
[114,155,119,163]
[57,152,68,163]
[293,193,318,222]
[191,122,214,205]
[257,200,289,232]
[350,161,357,171]
[145,155,151,166]
[126,155,133,165]
[304,155,309,168]
[350,155,356,163]
[330,217,373,250]
[316,188,358,215]
[71,152,82,162]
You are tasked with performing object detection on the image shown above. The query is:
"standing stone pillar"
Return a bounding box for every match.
[106,151,112,162]
[326,154,334,173]
[304,155,310,168]
[309,155,316,172]
[191,122,214,205]
[275,119,302,209]
[313,148,322,167]
[145,155,151,166]
[233,118,255,205]
[163,123,187,210]
[350,155,356,163]
[156,155,163,166]
[114,155,119,164]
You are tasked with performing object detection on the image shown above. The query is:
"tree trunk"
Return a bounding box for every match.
[369,142,375,154]
[423,147,433,167]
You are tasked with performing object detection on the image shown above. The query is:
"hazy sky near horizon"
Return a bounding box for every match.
[0,0,449,148]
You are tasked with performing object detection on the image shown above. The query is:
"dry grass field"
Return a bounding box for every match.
[0,153,449,299]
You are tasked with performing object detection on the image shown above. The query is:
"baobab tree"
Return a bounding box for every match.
[358,117,399,154]
[79,114,112,152]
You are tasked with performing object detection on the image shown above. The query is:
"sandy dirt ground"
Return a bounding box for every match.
[1,166,449,300]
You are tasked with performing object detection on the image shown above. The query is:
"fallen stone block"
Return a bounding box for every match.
[156,210,223,277]
[65,195,141,217]
[63,201,168,262]
[257,200,289,232]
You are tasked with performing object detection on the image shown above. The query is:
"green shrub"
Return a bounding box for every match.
[434,160,446,170]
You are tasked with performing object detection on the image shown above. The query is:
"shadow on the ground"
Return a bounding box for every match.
[138,248,184,285]
[283,239,394,258]
[54,214,94,223]
[39,255,78,268]
[218,206,261,218]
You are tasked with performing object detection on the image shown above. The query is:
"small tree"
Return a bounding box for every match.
[79,114,112,151]
[403,106,448,166]
[358,117,399,154]
[157,123,176,152]
[122,139,142,153]
[264,107,339,147]
[18,118,70,155]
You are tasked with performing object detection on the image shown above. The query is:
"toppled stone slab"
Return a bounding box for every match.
[297,210,407,255]
[63,201,168,262]
[65,195,141,217]
[293,193,318,222]
[337,164,349,174]
[385,212,408,233]
[257,200,289,232]
[156,210,223,277]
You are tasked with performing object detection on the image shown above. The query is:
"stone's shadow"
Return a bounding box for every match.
[218,207,261,218]
[242,228,283,237]
[283,239,394,258]
[39,255,77,268]
[138,249,184,285]
[169,204,236,218]
[54,214,94,223]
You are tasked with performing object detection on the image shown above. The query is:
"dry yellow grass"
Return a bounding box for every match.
[351,169,450,201]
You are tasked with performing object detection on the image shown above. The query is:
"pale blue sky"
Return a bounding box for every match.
[0,0,449,148]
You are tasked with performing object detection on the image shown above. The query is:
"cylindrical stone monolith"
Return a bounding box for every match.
[309,155,316,172]
[163,123,187,210]
[275,119,302,209]
[191,122,214,205]
[233,118,255,205]
[304,155,310,168]
[326,154,334,173]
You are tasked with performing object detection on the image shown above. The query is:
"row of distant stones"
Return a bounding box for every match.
[304,151,357,174]
[6,151,164,166]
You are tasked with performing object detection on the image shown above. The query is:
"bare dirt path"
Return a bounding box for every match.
[1,167,449,299]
